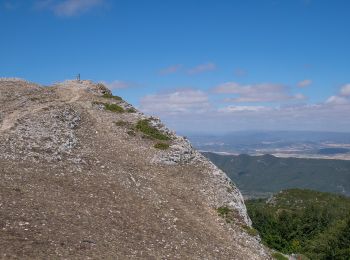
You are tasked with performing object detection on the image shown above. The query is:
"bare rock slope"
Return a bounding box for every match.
[0,79,270,259]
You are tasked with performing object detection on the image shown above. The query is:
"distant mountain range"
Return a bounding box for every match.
[318,147,350,155]
[188,131,350,160]
[203,152,350,198]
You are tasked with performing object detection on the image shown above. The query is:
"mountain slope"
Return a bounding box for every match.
[203,152,350,198]
[0,79,269,259]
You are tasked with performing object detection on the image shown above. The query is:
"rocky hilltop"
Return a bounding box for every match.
[0,78,270,259]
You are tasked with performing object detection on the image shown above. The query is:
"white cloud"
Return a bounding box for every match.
[297,79,312,87]
[102,80,131,90]
[214,82,306,103]
[159,64,182,75]
[326,96,349,105]
[187,62,216,75]
[35,0,105,16]
[139,88,211,114]
[325,84,350,105]
[340,84,350,97]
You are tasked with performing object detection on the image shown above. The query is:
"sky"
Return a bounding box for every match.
[1,0,350,134]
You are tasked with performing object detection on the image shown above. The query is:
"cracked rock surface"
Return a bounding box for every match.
[0,79,270,259]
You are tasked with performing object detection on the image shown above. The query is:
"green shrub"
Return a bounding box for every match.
[102,93,122,101]
[104,103,124,113]
[154,142,170,150]
[272,252,288,260]
[126,107,136,113]
[135,119,170,140]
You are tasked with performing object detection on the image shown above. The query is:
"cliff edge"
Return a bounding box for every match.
[0,78,270,259]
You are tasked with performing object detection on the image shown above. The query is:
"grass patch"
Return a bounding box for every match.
[154,142,170,150]
[272,252,288,260]
[104,103,124,113]
[135,119,170,140]
[242,225,259,236]
[217,206,235,223]
[217,206,231,217]
[93,101,125,113]
[102,93,122,101]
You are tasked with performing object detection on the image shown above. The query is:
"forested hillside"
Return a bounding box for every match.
[203,152,350,198]
[246,189,350,259]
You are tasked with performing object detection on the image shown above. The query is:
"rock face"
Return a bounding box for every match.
[0,79,270,259]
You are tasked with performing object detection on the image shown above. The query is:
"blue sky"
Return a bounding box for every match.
[1,0,350,133]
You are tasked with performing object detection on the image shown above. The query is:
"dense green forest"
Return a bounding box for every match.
[203,152,350,198]
[246,189,350,259]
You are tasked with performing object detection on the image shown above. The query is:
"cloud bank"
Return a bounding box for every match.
[138,83,350,133]
[139,88,211,114]
[326,84,350,105]
[213,82,305,103]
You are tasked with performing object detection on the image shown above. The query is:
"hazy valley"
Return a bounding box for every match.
[188,131,350,160]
